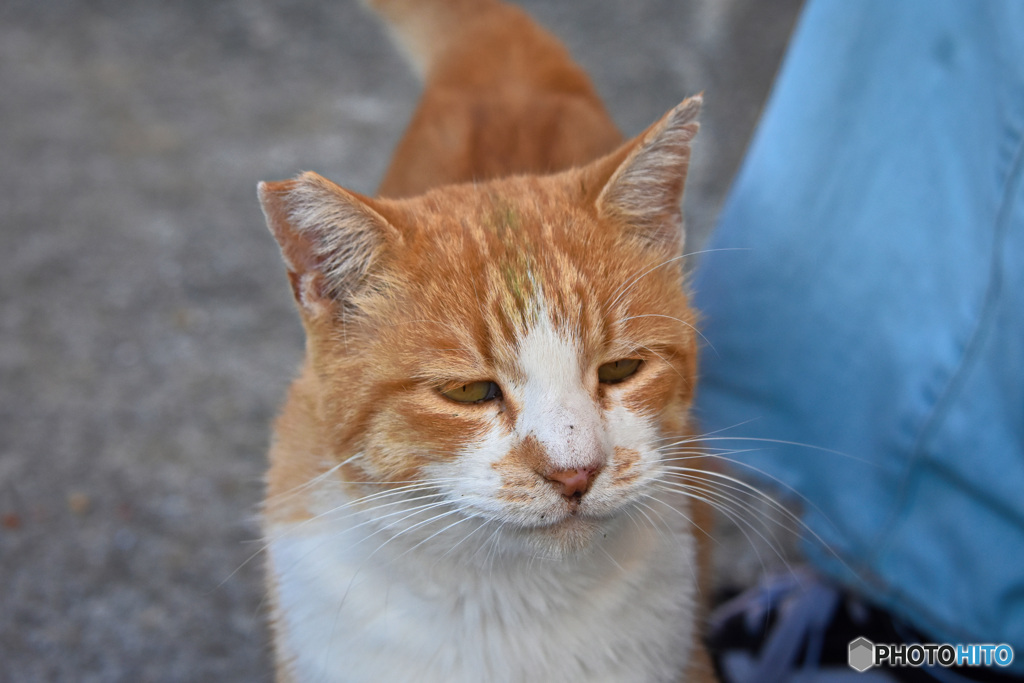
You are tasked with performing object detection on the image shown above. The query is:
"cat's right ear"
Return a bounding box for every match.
[258,172,396,316]
[584,95,701,253]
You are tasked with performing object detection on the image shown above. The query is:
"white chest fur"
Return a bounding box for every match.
[267,498,698,683]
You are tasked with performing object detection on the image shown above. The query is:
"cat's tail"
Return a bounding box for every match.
[362,0,596,96]
[361,0,488,79]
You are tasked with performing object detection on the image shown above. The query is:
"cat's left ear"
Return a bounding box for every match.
[588,95,701,251]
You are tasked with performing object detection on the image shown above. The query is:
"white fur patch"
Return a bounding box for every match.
[268,486,697,683]
[513,313,608,471]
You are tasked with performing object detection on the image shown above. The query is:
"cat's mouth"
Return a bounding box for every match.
[533,496,611,530]
[563,493,585,515]
[517,491,649,555]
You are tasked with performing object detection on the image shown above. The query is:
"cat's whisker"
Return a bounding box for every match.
[641,490,725,597]
[382,317,452,329]
[642,489,716,543]
[305,475,475,519]
[393,511,479,560]
[656,446,848,538]
[284,482,454,534]
[309,484,437,519]
[655,446,858,577]
[620,503,651,536]
[265,492,463,583]
[656,463,838,573]
[262,457,354,507]
[607,252,690,311]
[651,483,786,578]
[372,507,467,555]
[659,464,800,518]
[596,543,628,574]
[217,472,448,591]
[660,481,801,545]
[656,432,867,521]
[657,435,755,450]
[653,421,761,443]
[655,456,824,552]
[317,476,467,511]
[435,517,492,566]
[637,493,712,596]
[270,500,457,584]
[319,492,450,531]
[476,522,507,574]
[671,434,869,464]
[347,501,457,546]
[261,476,467,539]
[656,472,806,543]
[320,505,473,647]
[654,441,757,454]
[630,496,678,544]
[659,447,760,460]
[314,505,469,596]
[634,343,686,381]
[616,313,715,352]
[607,247,750,312]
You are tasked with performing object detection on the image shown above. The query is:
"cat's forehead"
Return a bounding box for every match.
[404,181,586,247]
[392,182,623,294]
[370,184,692,380]
[396,193,608,326]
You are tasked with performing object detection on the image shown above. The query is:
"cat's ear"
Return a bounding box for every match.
[588,95,701,251]
[259,171,396,316]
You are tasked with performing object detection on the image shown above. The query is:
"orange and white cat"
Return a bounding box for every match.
[258,0,714,681]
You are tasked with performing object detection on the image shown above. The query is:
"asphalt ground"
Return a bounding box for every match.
[0,1,802,680]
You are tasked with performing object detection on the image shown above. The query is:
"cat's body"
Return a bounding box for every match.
[259,1,715,681]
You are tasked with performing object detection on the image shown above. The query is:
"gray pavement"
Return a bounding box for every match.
[0,1,803,680]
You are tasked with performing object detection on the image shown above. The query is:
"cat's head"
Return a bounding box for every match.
[260,97,701,556]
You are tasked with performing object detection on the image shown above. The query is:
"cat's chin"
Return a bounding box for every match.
[510,512,612,559]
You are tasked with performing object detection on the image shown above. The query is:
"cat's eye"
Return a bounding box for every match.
[440,381,502,403]
[598,358,642,384]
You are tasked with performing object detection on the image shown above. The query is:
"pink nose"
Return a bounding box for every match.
[544,466,601,499]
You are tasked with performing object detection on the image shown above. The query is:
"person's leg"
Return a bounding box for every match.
[695,0,1024,673]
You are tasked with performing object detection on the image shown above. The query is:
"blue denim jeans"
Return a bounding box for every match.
[694,0,1024,666]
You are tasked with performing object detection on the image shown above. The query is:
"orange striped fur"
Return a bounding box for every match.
[259,1,714,681]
